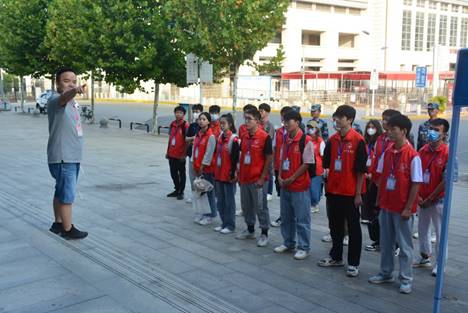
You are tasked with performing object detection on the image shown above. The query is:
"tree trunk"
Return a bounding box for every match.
[90,71,95,124]
[20,76,24,112]
[232,64,239,121]
[151,82,160,135]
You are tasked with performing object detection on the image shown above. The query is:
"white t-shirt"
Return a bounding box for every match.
[377,152,423,183]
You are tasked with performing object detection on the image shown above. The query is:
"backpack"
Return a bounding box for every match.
[299,134,317,178]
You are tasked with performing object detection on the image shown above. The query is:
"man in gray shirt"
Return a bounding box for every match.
[47,68,88,240]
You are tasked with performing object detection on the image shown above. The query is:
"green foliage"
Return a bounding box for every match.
[248,44,285,75]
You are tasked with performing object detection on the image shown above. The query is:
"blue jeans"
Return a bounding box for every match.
[215,181,236,230]
[309,175,323,206]
[280,189,311,252]
[203,173,217,217]
[48,163,80,204]
[379,209,414,284]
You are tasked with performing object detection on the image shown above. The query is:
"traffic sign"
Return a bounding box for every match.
[415,66,427,88]
[200,61,213,83]
[186,53,199,84]
[370,68,378,91]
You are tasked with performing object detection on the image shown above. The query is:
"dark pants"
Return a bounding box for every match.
[364,181,380,243]
[168,158,186,194]
[327,194,362,266]
[274,170,281,196]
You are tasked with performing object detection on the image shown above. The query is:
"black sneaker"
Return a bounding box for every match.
[61,225,88,240]
[177,193,184,200]
[167,191,178,197]
[49,222,63,235]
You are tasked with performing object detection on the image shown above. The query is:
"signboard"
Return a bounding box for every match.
[200,61,213,83]
[370,68,379,91]
[186,53,199,84]
[415,66,427,88]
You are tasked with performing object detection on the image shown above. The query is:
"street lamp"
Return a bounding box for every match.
[0,68,4,100]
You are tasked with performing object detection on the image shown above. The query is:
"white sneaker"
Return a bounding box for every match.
[321,234,332,242]
[431,234,436,243]
[193,215,202,223]
[270,218,281,227]
[236,229,256,240]
[432,265,438,277]
[343,236,349,246]
[213,226,222,232]
[257,234,269,247]
[274,244,292,253]
[267,194,273,201]
[413,232,419,239]
[235,210,243,216]
[294,250,309,260]
[346,265,359,277]
[198,217,213,225]
[220,228,233,234]
[185,198,192,204]
[394,247,400,256]
[311,205,320,213]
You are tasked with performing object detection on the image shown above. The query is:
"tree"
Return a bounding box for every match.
[164,0,289,115]
[0,0,62,111]
[248,45,285,76]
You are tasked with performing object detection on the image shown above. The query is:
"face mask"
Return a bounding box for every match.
[427,129,441,142]
[307,128,317,136]
[367,128,377,136]
[193,112,200,119]
[211,114,219,121]
[333,120,341,131]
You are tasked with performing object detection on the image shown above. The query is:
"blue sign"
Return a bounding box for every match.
[415,66,427,88]
[453,48,468,106]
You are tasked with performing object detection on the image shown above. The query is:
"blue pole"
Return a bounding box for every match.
[432,105,461,313]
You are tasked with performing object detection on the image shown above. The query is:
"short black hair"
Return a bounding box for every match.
[388,114,412,135]
[244,108,261,121]
[192,104,203,112]
[259,103,271,113]
[209,105,221,114]
[220,113,237,133]
[174,105,186,114]
[334,105,356,123]
[243,104,257,112]
[382,109,401,119]
[280,106,292,116]
[430,118,450,133]
[283,110,302,124]
[55,68,77,82]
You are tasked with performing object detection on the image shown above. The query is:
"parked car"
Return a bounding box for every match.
[36,90,55,114]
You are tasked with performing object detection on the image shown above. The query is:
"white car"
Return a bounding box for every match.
[36,90,55,114]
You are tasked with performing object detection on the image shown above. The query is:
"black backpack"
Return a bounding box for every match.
[298,134,317,178]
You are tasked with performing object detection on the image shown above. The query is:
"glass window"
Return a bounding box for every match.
[441,3,448,11]
[302,30,322,46]
[334,6,346,14]
[439,15,448,45]
[417,0,425,8]
[452,5,459,13]
[401,10,412,50]
[415,12,425,51]
[404,0,413,5]
[463,7,468,14]
[296,1,313,10]
[338,33,356,48]
[348,8,361,15]
[316,4,331,13]
[427,13,436,51]
[461,18,468,47]
[429,1,437,9]
[450,16,458,46]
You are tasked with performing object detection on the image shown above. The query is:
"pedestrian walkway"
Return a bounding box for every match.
[0,112,467,313]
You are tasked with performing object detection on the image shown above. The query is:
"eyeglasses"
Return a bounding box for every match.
[244,116,255,122]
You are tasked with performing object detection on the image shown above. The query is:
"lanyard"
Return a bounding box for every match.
[424,148,440,172]
[367,143,374,157]
[171,121,184,139]
[337,138,346,158]
[282,137,294,161]
[390,149,402,176]
[377,135,390,158]
[217,133,231,159]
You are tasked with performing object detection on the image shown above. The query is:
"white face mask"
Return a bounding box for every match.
[333,120,341,131]
[307,128,317,136]
[367,127,377,136]
[211,114,219,121]
[193,112,200,120]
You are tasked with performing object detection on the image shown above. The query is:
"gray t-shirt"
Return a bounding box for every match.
[47,94,84,164]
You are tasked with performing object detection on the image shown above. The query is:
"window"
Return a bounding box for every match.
[348,8,361,15]
[334,6,346,14]
[305,66,321,71]
[417,0,425,8]
[316,4,331,13]
[427,13,436,51]
[338,59,357,63]
[303,58,323,62]
[452,5,459,13]
[441,3,448,11]
[338,67,355,71]
[415,12,425,51]
[429,1,437,9]
[302,30,322,46]
[338,33,356,48]
[450,16,458,47]
[464,7,468,14]
[449,63,456,71]
[461,18,468,47]
[296,1,313,10]
[439,15,447,46]
[404,0,412,5]
[269,32,282,44]
[401,10,412,50]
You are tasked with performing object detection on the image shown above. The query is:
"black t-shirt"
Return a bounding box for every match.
[186,122,200,157]
[263,136,273,155]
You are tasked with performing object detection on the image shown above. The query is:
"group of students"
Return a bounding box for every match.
[165,101,452,295]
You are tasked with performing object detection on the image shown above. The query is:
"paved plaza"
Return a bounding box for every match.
[0,111,467,313]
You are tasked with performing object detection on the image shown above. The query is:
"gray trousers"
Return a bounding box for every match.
[379,209,414,284]
[188,160,196,191]
[240,183,270,230]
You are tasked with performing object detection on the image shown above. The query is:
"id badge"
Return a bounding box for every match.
[282,159,290,171]
[386,175,396,191]
[217,155,222,167]
[171,137,176,146]
[366,157,372,167]
[244,152,251,165]
[334,158,342,172]
[423,170,430,184]
[76,123,83,137]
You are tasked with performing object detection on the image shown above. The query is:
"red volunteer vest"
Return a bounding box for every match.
[419,143,449,200]
[214,132,238,182]
[238,124,248,139]
[274,126,287,171]
[167,120,188,159]
[192,128,215,173]
[326,128,366,197]
[378,142,420,213]
[211,121,221,138]
[366,142,376,173]
[280,130,311,192]
[239,127,269,184]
